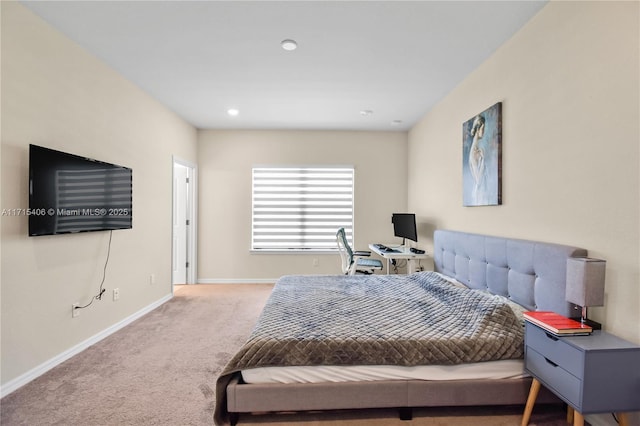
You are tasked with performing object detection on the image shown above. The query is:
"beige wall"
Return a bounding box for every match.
[1,3,197,387]
[197,130,408,280]
[408,1,639,343]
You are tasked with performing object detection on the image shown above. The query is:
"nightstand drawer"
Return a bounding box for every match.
[524,322,583,377]
[526,346,581,407]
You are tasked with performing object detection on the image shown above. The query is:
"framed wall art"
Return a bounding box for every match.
[462,102,502,206]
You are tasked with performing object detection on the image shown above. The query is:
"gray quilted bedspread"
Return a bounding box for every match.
[214,272,523,424]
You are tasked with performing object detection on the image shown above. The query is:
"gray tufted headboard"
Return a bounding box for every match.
[433,229,587,317]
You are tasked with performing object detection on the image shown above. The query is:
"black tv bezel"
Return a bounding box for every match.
[28,144,133,237]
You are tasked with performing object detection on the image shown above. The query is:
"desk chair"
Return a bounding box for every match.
[336,228,383,275]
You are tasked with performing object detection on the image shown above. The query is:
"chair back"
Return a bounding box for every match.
[336,228,354,274]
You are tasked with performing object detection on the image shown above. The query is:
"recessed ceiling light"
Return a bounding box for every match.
[281,39,298,51]
[227,108,239,117]
[360,110,373,116]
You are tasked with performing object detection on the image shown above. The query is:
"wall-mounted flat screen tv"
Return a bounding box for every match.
[29,144,132,236]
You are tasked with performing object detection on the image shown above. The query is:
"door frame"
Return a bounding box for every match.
[172,156,198,287]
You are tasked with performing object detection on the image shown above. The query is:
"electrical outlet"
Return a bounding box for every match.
[113,288,120,301]
[150,273,156,285]
[313,258,319,267]
[72,304,80,318]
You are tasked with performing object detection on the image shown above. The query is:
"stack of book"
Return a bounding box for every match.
[523,311,593,336]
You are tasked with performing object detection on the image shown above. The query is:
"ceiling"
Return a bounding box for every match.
[21,1,547,131]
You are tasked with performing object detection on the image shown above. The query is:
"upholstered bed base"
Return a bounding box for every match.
[220,229,587,425]
[226,376,560,422]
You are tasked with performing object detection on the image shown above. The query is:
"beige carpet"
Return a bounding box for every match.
[1,284,568,425]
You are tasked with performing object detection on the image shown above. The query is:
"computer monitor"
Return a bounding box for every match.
[391,213,417,245]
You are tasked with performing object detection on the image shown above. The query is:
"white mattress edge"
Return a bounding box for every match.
[242,359,526,384]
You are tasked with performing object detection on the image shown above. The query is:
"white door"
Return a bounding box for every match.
[173,164,189,285]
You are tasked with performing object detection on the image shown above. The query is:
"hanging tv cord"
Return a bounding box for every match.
[74,230,113,312]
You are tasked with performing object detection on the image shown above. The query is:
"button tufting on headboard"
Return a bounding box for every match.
[433,230,588,317]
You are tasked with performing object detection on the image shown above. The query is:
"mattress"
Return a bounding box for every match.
[240,273,528,385]
[241,359,526,384]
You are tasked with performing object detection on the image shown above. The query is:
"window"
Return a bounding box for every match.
[252,166,354,251]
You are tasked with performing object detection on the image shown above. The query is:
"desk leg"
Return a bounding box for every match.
[385,258,391,275]
[407,258,415,274]
[521,378,541,426]
[567,406,574,424]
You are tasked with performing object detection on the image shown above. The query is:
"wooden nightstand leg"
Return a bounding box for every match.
[617,413,629,426]
[570,410,628,426]
[521,378,541,426]
[573,410,584,426]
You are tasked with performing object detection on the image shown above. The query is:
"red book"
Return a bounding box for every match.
[523,311,593,335]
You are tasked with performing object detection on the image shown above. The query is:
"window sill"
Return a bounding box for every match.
[250,249,337,255]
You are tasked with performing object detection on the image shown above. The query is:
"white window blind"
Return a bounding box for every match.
[252,167,354,251]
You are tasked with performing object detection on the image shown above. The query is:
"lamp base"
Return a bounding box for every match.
[570,317,602,330]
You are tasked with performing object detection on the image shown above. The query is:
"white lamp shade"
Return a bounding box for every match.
[566,257,606,307]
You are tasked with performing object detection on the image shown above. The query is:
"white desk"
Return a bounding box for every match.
[368,244,428,274]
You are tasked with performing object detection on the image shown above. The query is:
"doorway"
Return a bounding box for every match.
[172,157,197,287]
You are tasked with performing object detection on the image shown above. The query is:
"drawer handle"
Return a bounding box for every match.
[544,357,559,368]
[545,332,559,341]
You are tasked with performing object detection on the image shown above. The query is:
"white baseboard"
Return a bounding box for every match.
[197,278,277,284]
[0,293,173,398]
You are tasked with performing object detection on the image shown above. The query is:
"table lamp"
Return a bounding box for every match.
[566,257,606,330]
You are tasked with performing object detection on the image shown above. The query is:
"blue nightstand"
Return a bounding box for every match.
[521,321,640,426]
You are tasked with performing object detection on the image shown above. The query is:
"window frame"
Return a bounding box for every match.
[251,165,355,253]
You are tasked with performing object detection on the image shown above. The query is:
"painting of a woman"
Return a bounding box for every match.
[463,102,501,206]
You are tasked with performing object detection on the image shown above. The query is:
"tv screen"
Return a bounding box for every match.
[391,213,417,243]
[29,144,132,236]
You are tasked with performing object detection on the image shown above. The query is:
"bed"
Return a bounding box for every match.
[214,229,588,425]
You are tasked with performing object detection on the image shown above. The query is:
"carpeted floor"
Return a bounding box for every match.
[1,284,569,425]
